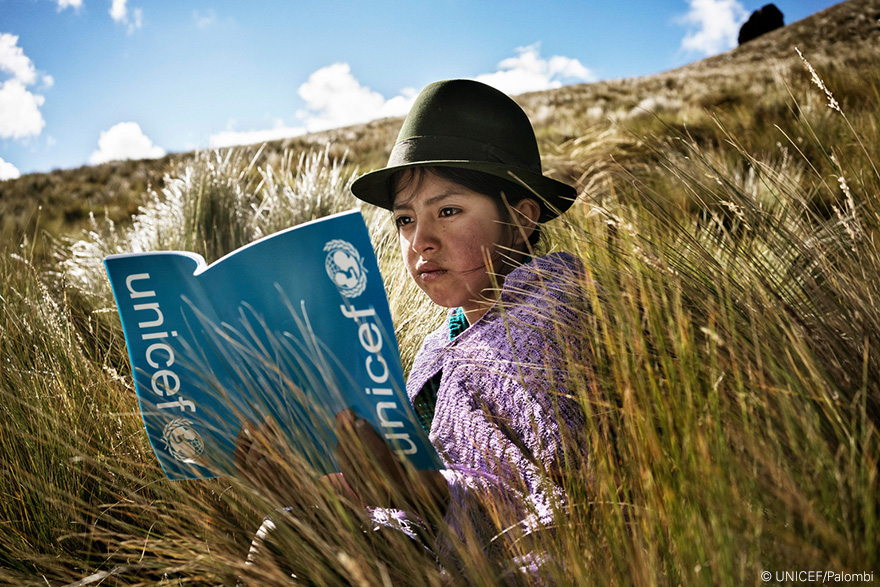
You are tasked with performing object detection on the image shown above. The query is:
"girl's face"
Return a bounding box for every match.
[392,170,522,323]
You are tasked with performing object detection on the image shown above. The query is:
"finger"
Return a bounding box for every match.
[335,410,372,469]
[350,422,409,507]
[334,428,361,480]
[335,408,356,425]
[336,414,380,475]
[235,421,278,484]
[260,416,282,444]
[335,424,389,505]
[355,418,406,486]
[335,440,369,503]
[334,410,354,444]
[354,417,385,452]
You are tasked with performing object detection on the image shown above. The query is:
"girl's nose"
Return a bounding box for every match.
[410,220,438,253]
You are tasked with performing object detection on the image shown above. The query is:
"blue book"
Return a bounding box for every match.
[104,210,442,481]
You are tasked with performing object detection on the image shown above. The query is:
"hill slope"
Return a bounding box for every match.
[1,0,877,243]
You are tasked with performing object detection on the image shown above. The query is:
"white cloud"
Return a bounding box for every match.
[89,122,165,164]
[209,120,306,148]
[110,0,143,33]
[678,0,748,56]
[0,80,46,139]
[0,157,20,180]
[0,33,37,85]
[54,0,83,9]
[110,0,127,22]
[130,8,143,31]
[0,35,47,140]
[208,45,593,148]
[208,64,416,147]
[193,9,217,29]
[294,45,593,134]
[475,44,594,95]
[296,63,417,133]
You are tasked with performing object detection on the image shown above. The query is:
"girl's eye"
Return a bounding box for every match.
[439,207,459,218]
[395,216,412,228]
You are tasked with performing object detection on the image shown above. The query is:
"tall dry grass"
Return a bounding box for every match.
[0,54,878,585]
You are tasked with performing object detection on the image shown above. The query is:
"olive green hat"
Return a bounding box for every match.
[350,79,576,222]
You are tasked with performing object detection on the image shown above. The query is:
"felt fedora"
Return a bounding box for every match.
[350,79,576,222]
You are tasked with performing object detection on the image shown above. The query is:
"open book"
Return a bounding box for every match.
[105,210,441,480]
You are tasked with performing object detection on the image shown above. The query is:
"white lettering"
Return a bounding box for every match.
[142,330,178,341]
[134,302,164,329]
[126,273,155,299]
[376,401,403,428]
[365,355,389,383]
[341,302,420,459]
[125,274,195,414]
[385,432,418,456]
[340,305,376,320]
[146,342,174,369]
[157,397,196,412]
[151,369,180,397]
[366,387,393,396]
[358,322,382,353]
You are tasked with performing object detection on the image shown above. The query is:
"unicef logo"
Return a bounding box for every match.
[161,418,205,463]
[324,239,367,298]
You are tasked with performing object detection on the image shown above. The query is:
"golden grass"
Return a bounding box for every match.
[1,17,880,583]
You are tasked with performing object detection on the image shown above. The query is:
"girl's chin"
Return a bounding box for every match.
[413,280,490,311]
[420,289,463,309]
[423,291,488,314]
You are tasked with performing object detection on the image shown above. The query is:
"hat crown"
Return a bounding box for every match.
[393,79,541,172]
[350,78,576,221]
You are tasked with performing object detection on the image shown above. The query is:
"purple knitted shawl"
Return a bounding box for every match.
[248,253,590,572]
[406,252,587,532]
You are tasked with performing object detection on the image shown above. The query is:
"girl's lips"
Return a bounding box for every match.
[419,269,447,282]
[416,261,445,282]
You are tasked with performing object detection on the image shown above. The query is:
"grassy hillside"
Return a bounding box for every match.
[4,0,878,247]
[1,0,880,584]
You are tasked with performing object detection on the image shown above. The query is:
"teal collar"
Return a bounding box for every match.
[448,307,469,340]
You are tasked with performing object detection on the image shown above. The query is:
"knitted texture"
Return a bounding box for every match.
[247,253,590,576]
[407,252,588,537]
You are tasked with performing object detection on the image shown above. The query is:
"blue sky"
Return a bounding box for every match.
[0,0,841,178]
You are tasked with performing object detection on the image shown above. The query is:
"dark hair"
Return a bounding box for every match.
[390,166,544,250]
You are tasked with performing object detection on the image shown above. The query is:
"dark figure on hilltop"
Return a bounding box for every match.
[738,4,784,45]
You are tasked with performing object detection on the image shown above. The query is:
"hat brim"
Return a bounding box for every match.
[351,160,577,223]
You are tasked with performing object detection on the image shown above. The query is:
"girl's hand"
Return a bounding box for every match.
[333,409,449,519]
[233,418,296,504]
[232,413,449,520]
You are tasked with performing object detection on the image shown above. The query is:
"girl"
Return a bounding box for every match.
[238,78,587,577]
